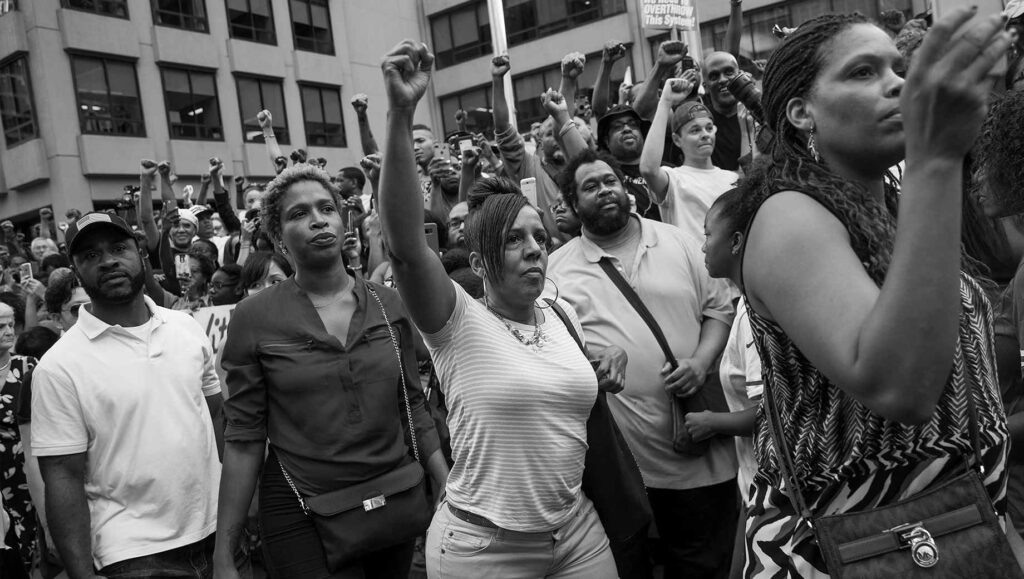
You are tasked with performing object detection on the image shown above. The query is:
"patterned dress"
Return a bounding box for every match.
[0,356,38,573]
[742,272,1010,578]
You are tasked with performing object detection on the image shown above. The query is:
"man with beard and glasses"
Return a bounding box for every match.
[31,212,222,578]
[597,105,660,221]
[549,150,737,578]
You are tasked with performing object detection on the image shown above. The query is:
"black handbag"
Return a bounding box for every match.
[279,284,432,571]
[547,300,653,574]
[596,257,726,456]
[763,372,1023,578]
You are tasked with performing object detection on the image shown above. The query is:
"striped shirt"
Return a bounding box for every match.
[422,281,597,531]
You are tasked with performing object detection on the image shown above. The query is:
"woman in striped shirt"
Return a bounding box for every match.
[378,40,623,578]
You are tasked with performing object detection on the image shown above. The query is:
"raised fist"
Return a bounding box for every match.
[491,54,510,78]
[541,89,568,118]
[256,110,272,129]
[561,52,586,79]
[656,41,687,68]
[350,93,369,114]
[381,39,434,110]
[602,41,626,64]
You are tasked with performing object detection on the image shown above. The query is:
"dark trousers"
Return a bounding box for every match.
[649,479,739,579]
[97,534,215,578]
[260,457,415,579]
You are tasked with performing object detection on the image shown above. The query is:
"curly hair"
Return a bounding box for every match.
[260,163,340,242]
[464,176,534,284]
[973,90,1024,217]
[753,12,899,286]
[556,149,627,210]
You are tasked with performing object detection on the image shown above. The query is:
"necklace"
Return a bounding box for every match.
[486,303,548,352]
[311,292,347,309]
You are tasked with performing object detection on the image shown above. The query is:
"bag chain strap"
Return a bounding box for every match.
[280,283,420,517]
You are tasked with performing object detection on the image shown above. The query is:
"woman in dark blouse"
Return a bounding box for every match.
[213,164,448,579]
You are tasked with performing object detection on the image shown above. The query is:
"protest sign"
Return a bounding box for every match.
[641,0,696,30]
[193,304,236,395]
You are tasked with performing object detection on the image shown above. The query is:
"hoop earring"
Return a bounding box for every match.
[808,126,821,163]
[277,242,288,255]
[535,276,560,308]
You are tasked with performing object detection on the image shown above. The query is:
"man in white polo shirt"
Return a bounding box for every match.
[549,150,737,578]
[32,212,221,578]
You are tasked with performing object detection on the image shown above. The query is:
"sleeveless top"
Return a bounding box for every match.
[740,193,1009,578]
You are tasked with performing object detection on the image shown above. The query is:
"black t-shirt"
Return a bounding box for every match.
[620,164,661,222]
[709,105,741,172]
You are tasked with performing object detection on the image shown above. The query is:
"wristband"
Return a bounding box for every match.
[557,120,577,138]
[263,133,276,140]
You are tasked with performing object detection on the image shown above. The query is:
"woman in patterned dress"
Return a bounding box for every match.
[738,10,1013,577]
[0,301,37,574]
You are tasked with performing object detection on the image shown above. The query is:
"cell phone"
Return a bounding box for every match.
[432,142,451,161]
[174,254,190,279]
[520,177,538,207]
[458,138,474,157]
[58,221,69,232]
[680,56,696,72]
[341,205,355,234]
[932,0,1009,77]
[245,208,260,221]
[425,222,440,255]
[18,262,33,284]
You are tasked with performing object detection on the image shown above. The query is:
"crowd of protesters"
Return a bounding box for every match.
[3,3,1024,579]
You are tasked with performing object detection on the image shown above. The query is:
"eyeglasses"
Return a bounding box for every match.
[210,281,237,291]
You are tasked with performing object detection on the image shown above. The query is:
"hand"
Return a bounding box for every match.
[602,41,627,64]
[662,357,707,398]
[656,40,688,68]
[575,97,593,122]
[209,157,224,178]
[1,220,13,234]
[454,108,467,125]
[427,157,456,182]
[21,277,44,299]
[472,133,495,162]
[350,93,369,115]
[491,54,510,78]
[344,196,365,215]
[290,149,307,165]
[590,345,628,394]
[274,156,288,174]
[661,77,693,107]
[618,82,633,104]
[684,410,717,442]
[381,39,434,111]
[902,7,1010,161]
[39,207,53,222]
[360,153,382,183]
[181,185,194,208]
[561,52,586,79]
[256,109,272,130]
[234,175,246,188]
[342,231,362,265]
[460,146,481,172]
[541,88,569,118]
[157,161,172,177]
[241,219,257,241]
[200,172,212,184]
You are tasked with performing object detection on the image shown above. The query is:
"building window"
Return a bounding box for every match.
[0,1,18,16]
[70,55,145,137]
[226,0,275,44]
[161,67,222,140]
[299,84,345,148]
[152,0,208,32]
[0,55,39,147]
[61,0,129,18]
[506,0,626,46]
[289,0,334,54]
[430,2,491,69]
[439,84,492,137]
[236,75,289,144]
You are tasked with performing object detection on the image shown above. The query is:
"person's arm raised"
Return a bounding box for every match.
[633,40,687,119]
[724,0,744,58]
[639,75,695,203]
[351,93,380,156]
[744,9,1011,425]
[378,40,455,334]
[541,89,588,163]
[139,160,160,254]
[592,41,626,118]
[558,52,586,110]
[257,110,287,175]
[490,54,512,132]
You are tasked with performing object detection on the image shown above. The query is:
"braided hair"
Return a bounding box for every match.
[754,13,899,286]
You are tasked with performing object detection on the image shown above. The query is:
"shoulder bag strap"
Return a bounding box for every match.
[597,257,677,370]
[761,380,815,523]
[546,299,589,358]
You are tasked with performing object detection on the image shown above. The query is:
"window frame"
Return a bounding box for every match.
[438,83,494,137]
[150,0,209,33]
[506,0,626,47]
[287,0,335,55]
[60,0,129,19]
[0,53,40,147]
[234,73,290,145]
[158,64,224,141]
[297,82,347,148]
[429,1,492,70]
[68,52,147,138]
[224,0,277,45]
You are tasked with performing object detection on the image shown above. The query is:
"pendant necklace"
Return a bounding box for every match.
[485,302,548,352]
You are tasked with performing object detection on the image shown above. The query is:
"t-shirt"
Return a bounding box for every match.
[620,163,661,222]
[31,296,221,569]
[422,281,597,532]
[709,105,741,172]
[548,217,737,490]
[717,299,763,506]
[658,165,738,244]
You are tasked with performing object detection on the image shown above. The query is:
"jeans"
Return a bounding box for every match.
[259,455,415,579]
[648,479,739,579]
[97,534,215,578]
[425,495,616,578]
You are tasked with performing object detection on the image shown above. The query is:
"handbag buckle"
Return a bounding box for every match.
[363,494,386,512]
[890,522,938,568]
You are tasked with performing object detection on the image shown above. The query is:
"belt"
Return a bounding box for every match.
[447,503,501,529]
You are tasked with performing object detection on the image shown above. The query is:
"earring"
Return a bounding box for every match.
[808,126,821,163]
[278,243,288,255]
[535,276,561,308]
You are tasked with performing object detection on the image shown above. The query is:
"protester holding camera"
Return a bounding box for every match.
[215,163,447,578]
[700,50,759,172]
[639,75,739,244]
[739,10,1014,576]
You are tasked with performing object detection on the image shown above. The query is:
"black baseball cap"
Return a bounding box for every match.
[65,212,134,256]
[597,105,649,150]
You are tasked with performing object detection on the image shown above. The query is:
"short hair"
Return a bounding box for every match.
[441,247,470,274]
[412,124,433,134]
[464,177,533,283]
[339,166,367,190]
[45,269,79,314]
[41,253,71,271]
[15,326,59,359]
[239,251,294,292]
[556,149,627,210]
[188,238,220,268]
[260,163,340,242]
[31,237,59,256]
[0,292,25,327]
[188,251,217,281]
